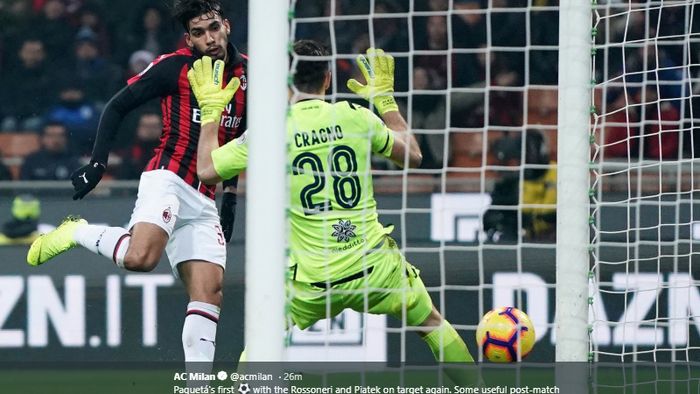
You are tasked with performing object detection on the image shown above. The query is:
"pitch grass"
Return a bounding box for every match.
[0,364,697,394]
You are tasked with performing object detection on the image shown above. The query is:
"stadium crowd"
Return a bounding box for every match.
[0,0,550,181]
[0,0,697,182]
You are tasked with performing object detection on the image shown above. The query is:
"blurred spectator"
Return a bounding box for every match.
[413,15,448,90]
[487,52,523,127]
[427,0,448,11]
[483,130,556,243]
[529,0,558,84]
[75,3,112,58]
[412,66,483,168]
[414,0,446,11]
[490,0,526,48]
[453,0,486,48]
[425,15,448,51]
[602,90,639,159]
[0,194,41,245]
[452,1,486,87]
[521,131,557,242]
[604,84,681,161]
[1,38,56,132]
[483,133,520,242]
[114,112,162,179]
[126,49,155,79]
[120,4,176,65]
[71,29,122,106]
[30,0,76,64]
[636,86,680,160]
[627,42,687,111]
[372,3,408,53]
[45,79,99,155]
[294,0,324,18]
[0,0,33,73]
[692,52,700,156]
[489,0,526,89]
[32,0,82,15]
[412,67,446,169]
[20,122,80,180]
[0,153,12,181]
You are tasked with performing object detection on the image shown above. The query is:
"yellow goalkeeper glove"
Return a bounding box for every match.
[187,56,241,126]
[346,48,399,115]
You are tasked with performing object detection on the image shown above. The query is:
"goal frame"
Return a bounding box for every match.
[554,0,592,362]
[244,0,289,361]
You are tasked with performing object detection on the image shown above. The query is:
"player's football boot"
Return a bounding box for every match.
[27,216,87,266]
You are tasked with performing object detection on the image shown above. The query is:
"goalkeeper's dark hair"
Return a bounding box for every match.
[173,0,224,32]
[292,40,330,94]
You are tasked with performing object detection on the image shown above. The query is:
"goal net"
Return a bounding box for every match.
[284,0,560,363]
[269,0,700,365]
[590,0,700,362]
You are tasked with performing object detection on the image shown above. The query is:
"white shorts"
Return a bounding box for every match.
[128,170,226,277]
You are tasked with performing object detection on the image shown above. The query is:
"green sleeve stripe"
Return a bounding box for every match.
[379,132,391,154]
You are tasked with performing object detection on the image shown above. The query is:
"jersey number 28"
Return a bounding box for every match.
[292,145,362,215]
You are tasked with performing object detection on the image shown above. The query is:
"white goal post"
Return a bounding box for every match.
[555,0,592,362]
[244,0,288,361]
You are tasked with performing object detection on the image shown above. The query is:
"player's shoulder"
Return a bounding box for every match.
[154,47,194,65]
[335,101,385,127]
[127,48,191,84]
[334,100,363,111]
[331,100,373,117]
[236,52,249,65]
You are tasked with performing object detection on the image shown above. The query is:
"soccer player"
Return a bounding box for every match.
[189,40,476,372]
[26,0,245,365]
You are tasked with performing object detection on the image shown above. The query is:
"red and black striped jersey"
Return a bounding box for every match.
[121,44,247,199]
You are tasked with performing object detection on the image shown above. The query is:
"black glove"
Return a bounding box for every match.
[220,192,237,243]
[70,161,106,200]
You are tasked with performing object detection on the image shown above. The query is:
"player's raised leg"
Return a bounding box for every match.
[27,217,170,271]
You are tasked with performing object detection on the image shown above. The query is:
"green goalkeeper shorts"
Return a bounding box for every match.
[287,236,433,330]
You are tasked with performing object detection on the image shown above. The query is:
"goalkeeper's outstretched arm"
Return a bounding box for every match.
[196,123,224,185]
[347,48,422,168]
[383,110,422,169]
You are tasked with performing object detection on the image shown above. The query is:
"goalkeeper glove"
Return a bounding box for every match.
[187,56,241,126]
[346,48,399,115]
[219,192,237,243]
[70,160,106,200]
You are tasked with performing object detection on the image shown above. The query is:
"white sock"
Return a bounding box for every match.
[182,301,220,363]
[73,224,131,268]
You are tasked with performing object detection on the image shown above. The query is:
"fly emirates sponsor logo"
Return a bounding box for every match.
[192,103,242,128]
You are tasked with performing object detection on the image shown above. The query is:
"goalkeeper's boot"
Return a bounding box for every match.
[27,216,87,266]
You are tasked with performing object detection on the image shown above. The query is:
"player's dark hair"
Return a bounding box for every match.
[172,0,224,32]
[292,40,330,94]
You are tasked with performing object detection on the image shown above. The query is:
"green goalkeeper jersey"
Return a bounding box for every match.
[211,98,395,283]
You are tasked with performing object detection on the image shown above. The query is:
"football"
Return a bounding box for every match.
[476,306,535,362]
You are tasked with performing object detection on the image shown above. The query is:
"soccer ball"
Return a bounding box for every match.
[476,306,535,362]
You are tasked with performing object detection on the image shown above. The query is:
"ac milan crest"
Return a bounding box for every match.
[162,207,172,223]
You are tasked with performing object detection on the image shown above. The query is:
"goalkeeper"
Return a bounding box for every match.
[189,40,476,369]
